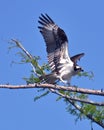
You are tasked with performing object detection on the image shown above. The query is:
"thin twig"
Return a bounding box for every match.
[11,39,42,77]
[11,39,33,59]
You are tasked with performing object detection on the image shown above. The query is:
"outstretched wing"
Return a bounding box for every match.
[71,53,85,65]
[38,14,72,73]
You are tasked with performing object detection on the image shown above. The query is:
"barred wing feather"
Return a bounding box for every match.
[38,14,72,74]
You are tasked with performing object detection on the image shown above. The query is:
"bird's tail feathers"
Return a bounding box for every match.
[39,73,58,84]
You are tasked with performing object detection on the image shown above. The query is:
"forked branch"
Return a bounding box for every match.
[0,83,104,106]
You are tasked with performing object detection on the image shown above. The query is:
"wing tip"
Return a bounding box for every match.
[38,13,55,25]
[80,53,85,56]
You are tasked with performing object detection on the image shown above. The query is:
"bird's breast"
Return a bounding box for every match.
[59,63,74,80]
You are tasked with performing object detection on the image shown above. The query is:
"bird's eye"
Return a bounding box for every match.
[74,66,82,71]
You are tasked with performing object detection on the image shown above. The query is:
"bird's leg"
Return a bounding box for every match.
[59,77,66,83]
[58,77,68,86]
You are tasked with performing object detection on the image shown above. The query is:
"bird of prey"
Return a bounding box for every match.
[38,14,84,84]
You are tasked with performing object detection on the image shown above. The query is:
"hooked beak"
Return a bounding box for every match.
[81,68,84,72]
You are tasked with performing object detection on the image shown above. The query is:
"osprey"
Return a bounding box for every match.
[38,14,84,84]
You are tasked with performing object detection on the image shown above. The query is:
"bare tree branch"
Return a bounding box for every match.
[11,39,43,77]
[0,83,103,96]
[0,83,104,106]
[50,89,104,106]
[11,39,33,60]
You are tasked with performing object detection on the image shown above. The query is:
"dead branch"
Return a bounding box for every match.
[0,83,104,106]
[11,39,42,77]
[50,89,104,106]
[0,83,104,96]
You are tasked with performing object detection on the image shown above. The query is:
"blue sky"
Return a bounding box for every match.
[0,0,104,130]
